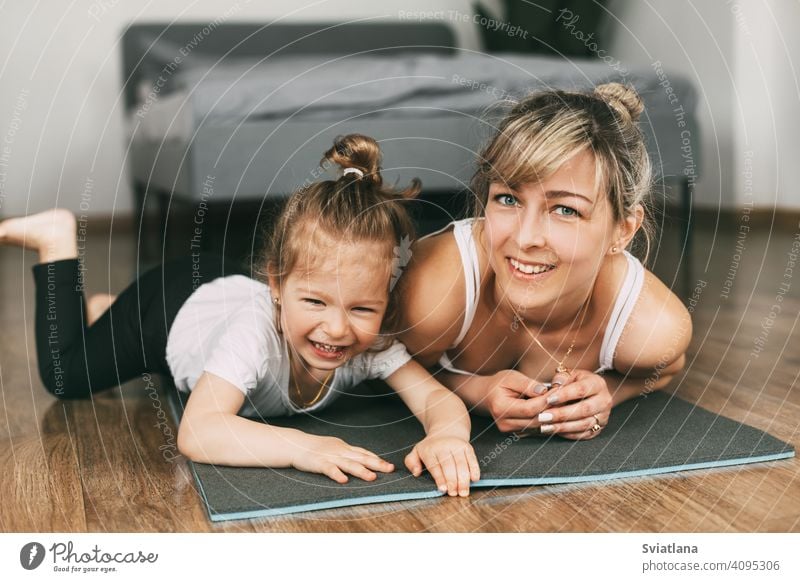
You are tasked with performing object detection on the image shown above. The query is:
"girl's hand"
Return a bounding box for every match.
[289,434,395,484]
[404,436,481,497]
[537,369,612,440]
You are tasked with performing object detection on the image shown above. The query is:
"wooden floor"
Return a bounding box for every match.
[1,210,798,532]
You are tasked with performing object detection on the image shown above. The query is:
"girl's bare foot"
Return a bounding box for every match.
[0,208,78,263]
[87,293,117,325]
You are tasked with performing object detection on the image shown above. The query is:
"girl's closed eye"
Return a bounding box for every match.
[302,298,325,307]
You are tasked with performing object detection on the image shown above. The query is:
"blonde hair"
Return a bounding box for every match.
[256,134,420,337]
[472,82,654,263]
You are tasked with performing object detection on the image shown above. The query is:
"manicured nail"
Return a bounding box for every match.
[538,412,553,422]
[534,383,548,395]
[546,394,559,405]
[540,424,554,433]
[438,484,447,493]
[459,490,468,497]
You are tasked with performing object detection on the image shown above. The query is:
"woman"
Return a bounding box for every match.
[399,82,692,439]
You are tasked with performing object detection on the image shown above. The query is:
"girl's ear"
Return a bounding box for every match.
[267,273,281,303]
[611,203,644,253]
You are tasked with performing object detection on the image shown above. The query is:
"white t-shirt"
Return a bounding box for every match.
[165,275,412,418]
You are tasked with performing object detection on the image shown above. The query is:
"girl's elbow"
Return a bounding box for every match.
[177,422,206,463]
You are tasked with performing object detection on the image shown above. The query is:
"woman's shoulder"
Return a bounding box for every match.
[610,258,692,374]
[397,224,469,360]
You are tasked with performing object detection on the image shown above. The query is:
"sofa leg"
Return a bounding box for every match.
[679,176,694,297]
[680,177,693,257]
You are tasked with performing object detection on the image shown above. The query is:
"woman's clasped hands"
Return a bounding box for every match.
[484,369,612,439]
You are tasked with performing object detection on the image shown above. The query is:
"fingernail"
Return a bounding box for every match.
[459,490,468,497]
[538,412,553,422]
[534,383,548,395]
[438,485,447,493]
[540,424,554,433]
[546,394,559,405]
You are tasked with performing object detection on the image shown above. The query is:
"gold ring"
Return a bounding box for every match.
[591,414,602,433]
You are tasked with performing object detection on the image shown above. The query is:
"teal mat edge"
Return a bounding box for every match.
[206,450,795,522]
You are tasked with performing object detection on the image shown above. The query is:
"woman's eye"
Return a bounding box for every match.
[493,193,519,207]
[554,205,580,217]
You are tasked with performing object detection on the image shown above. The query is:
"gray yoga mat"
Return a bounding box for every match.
[168,387,794,522]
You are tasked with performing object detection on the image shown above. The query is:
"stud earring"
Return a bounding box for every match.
[612,246,618,253]
[272,297,280,305]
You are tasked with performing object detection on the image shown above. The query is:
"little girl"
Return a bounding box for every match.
[0,134,479,497]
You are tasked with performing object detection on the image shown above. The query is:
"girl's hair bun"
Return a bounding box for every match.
[595,82,644,123]
[323,134,383,186]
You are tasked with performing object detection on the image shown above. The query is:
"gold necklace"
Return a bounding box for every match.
[510,291,593,375]
[289,352,334,408]
[292,369,334,408]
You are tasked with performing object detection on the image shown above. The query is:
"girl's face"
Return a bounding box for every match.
[276,241,391,374]
[483,150,619,316]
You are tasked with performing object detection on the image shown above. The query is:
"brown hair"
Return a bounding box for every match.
[472,82,654,262]
[256,134,420,338]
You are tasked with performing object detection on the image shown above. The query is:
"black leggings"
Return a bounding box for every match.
[33,253,246,399]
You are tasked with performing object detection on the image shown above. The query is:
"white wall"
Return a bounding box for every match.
[607,0,800,211]
[0,0,485,218]
[732,0,800,209]
[606,0,736,209]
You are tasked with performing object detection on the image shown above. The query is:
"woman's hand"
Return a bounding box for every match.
[289,433,395,484]
[537,369,612,440]
[483,369,551,433]
[404,435,481,497]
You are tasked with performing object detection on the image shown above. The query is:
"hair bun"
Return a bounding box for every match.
[323,134,383,186]
[595,82,644,122]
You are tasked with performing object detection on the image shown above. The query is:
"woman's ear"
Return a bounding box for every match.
[611,203,644,253]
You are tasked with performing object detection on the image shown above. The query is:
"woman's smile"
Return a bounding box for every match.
[507,256,557,281]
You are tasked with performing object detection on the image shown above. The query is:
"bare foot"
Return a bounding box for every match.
[87,293,117,325]
[0,208,78,263]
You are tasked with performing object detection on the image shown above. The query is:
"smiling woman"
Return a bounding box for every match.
[399,83,692,440]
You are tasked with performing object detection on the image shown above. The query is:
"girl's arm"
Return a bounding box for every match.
[386,360,471,441]
[177,371,394,483]
[384,360,481,496]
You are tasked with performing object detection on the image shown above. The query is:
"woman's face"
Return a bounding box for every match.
[483,150,618,316]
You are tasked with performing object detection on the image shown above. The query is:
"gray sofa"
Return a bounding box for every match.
[122,21,700,257]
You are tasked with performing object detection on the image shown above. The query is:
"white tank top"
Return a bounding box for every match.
[422,218,645,377]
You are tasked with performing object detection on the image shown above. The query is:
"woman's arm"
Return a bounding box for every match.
[436,369,551,431]
[177,371,394,482]
[397,233,465,368]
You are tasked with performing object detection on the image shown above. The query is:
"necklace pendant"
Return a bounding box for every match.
[556,363,568,375]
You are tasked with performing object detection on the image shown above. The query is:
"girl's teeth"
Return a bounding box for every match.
[314,341,342,353]
[510,258,554,274]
